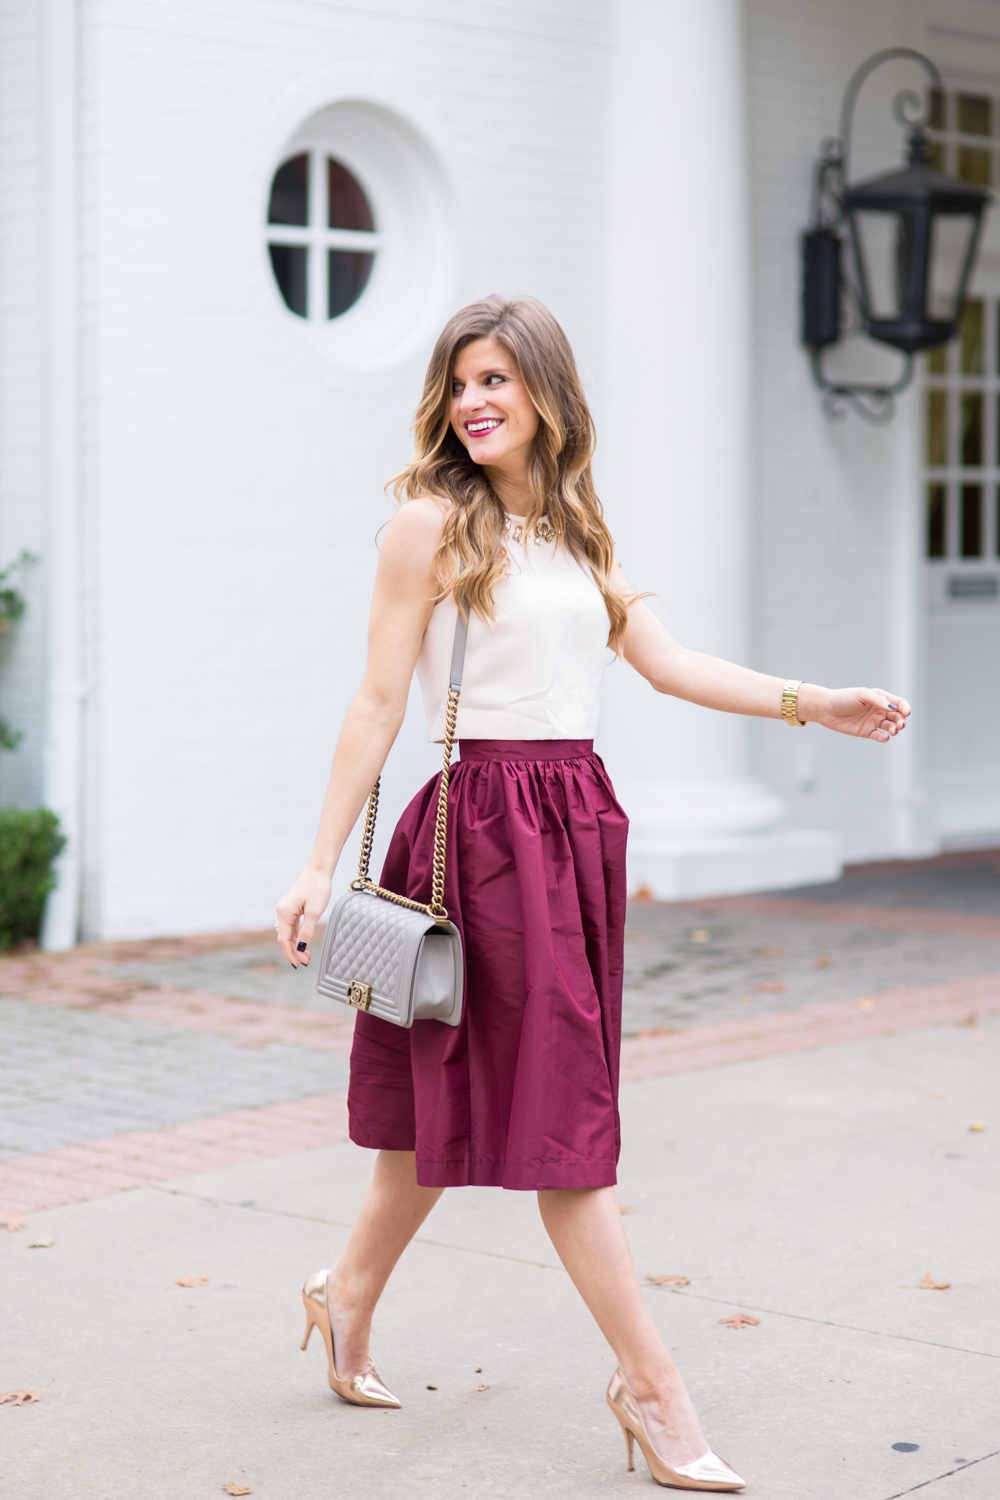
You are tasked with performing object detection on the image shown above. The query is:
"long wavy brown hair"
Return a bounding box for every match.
[392,295,630,652]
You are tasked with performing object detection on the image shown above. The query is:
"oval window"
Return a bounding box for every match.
[266,153,379,321]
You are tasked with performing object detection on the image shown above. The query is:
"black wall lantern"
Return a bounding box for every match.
[803,47,991,422]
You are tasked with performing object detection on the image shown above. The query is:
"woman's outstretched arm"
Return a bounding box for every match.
[276,499,444,967]
[614,563,910,743]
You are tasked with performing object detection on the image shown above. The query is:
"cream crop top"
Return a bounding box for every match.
[416,520,610,742]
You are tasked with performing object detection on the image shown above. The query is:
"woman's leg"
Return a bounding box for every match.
[326,1149,443,1376]
[537,1185,709,1468]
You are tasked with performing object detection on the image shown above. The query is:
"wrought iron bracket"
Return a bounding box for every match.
[804,47,944,422]
[809,348,914,424]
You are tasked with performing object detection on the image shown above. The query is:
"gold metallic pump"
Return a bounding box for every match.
[300,1269,401,1408]
[606,1368,746,1492]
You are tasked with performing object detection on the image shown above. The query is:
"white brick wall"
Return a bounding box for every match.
[76,0,610,937]
[745,0,958,862]
[8,0,995,938]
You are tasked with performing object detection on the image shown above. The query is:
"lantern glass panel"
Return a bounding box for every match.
[853,210,906,319]
[928,213,982,321]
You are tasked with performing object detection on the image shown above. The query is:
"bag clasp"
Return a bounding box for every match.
[346,979,372,1011]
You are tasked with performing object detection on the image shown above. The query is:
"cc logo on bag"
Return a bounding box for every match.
[346,980,372,1011]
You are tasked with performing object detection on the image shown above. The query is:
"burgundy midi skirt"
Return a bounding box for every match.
[347,740,629,1191]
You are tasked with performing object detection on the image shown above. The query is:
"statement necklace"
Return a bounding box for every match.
[505,514,557,546]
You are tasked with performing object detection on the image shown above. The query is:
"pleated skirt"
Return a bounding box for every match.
[347,739,629,1190]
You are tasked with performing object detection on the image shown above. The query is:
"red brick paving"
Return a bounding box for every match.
[3,970,998,1218]
[0,1093,350,1215]
[619,970,1000,1080]
[0,932,356,1053]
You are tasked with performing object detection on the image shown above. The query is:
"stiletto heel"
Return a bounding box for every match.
[624,1422,636,1471]
[300,1269,401,1408]
[606,1368,745,1491]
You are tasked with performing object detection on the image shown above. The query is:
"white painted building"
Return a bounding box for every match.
[2,0,998,945]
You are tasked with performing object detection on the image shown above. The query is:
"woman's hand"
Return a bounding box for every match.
[803,686,910,742]
[276,867,333,969]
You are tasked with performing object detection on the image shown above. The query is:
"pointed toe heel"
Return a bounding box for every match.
[606,1367,745,1491]
[300,1269,401,1409]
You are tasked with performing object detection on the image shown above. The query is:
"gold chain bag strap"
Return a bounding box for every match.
[315,598,469,1028]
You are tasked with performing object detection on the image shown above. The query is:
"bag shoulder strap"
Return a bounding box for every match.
[352,566,467,925]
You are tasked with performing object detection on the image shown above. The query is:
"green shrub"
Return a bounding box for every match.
[0,808,66,950]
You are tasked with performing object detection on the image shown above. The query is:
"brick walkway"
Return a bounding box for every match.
[2,851,998,1220]
[0,997,349,1160]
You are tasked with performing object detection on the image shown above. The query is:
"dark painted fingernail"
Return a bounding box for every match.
[297,941,307,952]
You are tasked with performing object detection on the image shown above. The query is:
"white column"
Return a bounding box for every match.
[599,0,838,898]
[886,382,938,857]
[39,0,82,951]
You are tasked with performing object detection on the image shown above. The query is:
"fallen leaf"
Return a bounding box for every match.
[0,1213,25,1232]
[28,1239,53,1249]
[755,981,785,994]
[619,1204,637,1215]
[176,1274,210,1288]
[222,1486,251,1497]
[426,1384,437,1390]
[646,1274,690,1288]
[475,1384,488,1392]
[719,1314,759,1330]
[813,954,831,968]
[632,885,653,902]
[753,946,784,958]
[918,1274,951,1290]
[970,1122,986,1132]
[0,1390,39,1406]
[690,929,711,943]
[474,1366,482,1373]
[856,998,874,1011]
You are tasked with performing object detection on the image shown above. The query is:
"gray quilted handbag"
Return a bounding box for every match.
[315,605,468,1028]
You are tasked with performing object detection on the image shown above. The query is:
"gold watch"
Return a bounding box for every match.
[781,680,806,727]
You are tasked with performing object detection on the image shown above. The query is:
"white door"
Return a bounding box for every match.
[924,88,1000,843]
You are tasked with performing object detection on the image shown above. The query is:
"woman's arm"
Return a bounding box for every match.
[277,498,445,967]
[614,563,910,742]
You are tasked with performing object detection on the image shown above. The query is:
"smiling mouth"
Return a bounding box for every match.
[465,418,503,436]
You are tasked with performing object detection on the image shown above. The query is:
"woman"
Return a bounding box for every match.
[276,296,909,1492]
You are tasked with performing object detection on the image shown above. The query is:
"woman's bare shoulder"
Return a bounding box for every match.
[377,497,449,580]
[389,494,449,536]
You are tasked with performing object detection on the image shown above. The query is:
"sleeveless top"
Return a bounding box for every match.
[416,519,610,742]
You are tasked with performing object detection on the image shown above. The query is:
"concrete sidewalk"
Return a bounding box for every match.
[3,1011,997,1500]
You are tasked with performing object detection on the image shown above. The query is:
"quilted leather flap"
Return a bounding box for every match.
[320,890,436,1001]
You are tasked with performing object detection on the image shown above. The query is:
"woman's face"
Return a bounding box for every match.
[449,337,540,486]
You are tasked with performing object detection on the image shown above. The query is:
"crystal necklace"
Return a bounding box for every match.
[504,513,557,546]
